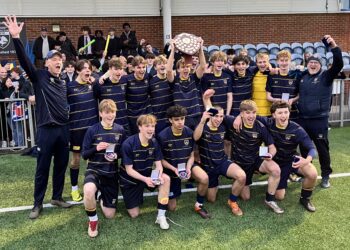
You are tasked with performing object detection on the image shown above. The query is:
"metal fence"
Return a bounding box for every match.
[0,79,349,151]
[0,98,35,151]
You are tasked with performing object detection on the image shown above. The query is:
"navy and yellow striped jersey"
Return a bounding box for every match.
[157,126,194,177]
[67,81,99,131]
[266,70,301,120]
[230,120,274,165]
[257,117,317,164]
[197,116,234,169]
[120,135,163,186]
[149,75,173,131]
[171,73,202,118]
[201,72,232,114]
[93,78,129,131]
[82,122,126,176]
[226,68,255,116]
[120,74,152,119]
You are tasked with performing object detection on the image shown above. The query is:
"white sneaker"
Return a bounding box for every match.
[264,200,284,214]
[1,141,7,148]
[9,140,15,147]
[155,215,169,230]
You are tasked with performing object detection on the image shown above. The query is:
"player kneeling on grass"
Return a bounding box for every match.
[231,100,283,214]
[82,99,126,238]
[193,106,246,216]
[204,90,283,214]
[120,114,171,229]
[235,101,318,212]
[157,105,210,218]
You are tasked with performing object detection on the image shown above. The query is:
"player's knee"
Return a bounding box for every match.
[83,186,96,200]
[168,199,177,211]
[275,190,285,200]
[236,173,246,185]
[198,174,209,185]
[128,210,139,218]
[271,166,281,178]
[207,195,216,203]
[104,210,116,219]
[306,167,318,181]
[162,173,170,184]
[240,193,250,201]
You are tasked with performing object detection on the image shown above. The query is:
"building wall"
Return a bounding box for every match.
[4,13,350,61]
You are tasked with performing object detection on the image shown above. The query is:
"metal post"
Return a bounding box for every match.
[162,0,172,46]
[27,102,35,147]
[340,79,344,127]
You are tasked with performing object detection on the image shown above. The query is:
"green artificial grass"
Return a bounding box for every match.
[0,126,349,249]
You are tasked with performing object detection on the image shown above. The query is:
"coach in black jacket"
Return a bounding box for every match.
[297,35,343,188]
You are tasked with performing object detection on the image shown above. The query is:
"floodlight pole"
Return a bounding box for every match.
[161,0,172,46]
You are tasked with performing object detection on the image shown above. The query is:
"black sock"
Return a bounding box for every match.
[300,189,313,200]
[266,192,275,202]
[85,208,96,217]
[157,202,168,210]
[70,168,79,186]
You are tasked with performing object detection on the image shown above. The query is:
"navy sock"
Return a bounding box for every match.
[196,193,205,204]
[229,193,238,202]
[70,168,79,186]
[265,192,275,202]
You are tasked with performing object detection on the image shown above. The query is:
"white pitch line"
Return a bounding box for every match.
[1,173,350,214]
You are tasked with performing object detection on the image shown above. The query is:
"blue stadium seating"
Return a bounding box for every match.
[269,54,277,66]
[291,53,303,65]
[244,44,257,57]
[232,44,243,55]
[314,42,327,55]
[280,43,292,53]
[268,43,280,55]
[303,42,315,54]
[291,42,303,55]
[342,52,350,65]
[326,52,333,65]
[219,44,232,53]
[208,45,220,55]
[256,43,268,53]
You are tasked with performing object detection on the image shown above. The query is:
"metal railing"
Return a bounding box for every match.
[0,98,35,151]
[0,79,349,151]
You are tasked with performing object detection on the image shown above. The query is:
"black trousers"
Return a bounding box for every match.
[298,117,332,178]
[34,124,69,206]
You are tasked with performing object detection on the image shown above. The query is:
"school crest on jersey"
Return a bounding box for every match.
[97,136,103,141]
[288,80,293,85]
[220,133,225,139]
[285,134,292,140]
[313,78,319,84]
[223,79,227,85]
[130,82,135,86]
[148,148,154,155]
[145,79,148,84]
[155,84,160,89]
[107,88,112,92]
[252,132,258,138]
[167,143,173,148]
[210,82,215,86]
[121,85,125,91]
[184,139,189,146]
[115,134,120,141]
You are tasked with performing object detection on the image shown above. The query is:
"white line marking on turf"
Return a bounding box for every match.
[1,173,350,214]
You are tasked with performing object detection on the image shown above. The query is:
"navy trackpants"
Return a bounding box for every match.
[298,117,332,178]
[34,124,69,206]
